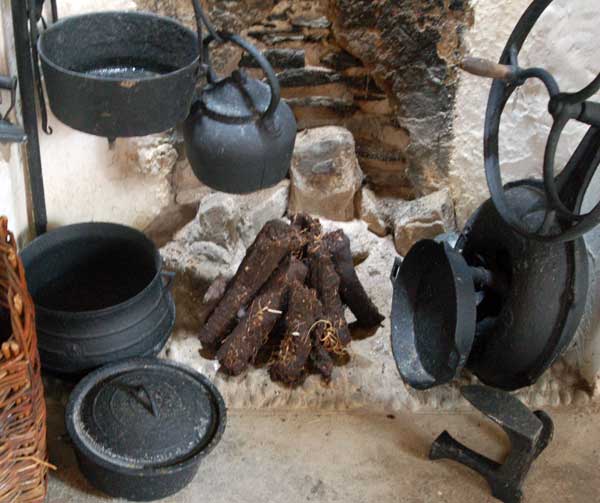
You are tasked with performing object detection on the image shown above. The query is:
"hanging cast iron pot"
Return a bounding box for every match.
[184,33,297,194]
[36,0,215,138]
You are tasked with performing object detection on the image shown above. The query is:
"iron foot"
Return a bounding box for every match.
[429,385,554,503]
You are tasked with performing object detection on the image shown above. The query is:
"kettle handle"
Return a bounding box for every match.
[203,32,281,122]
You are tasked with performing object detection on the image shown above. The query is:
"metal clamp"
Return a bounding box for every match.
[0,76,27,144]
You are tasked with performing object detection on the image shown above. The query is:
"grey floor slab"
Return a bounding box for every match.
[46,401,600,503]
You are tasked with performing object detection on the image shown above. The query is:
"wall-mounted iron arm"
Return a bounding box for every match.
[11,0,47,235]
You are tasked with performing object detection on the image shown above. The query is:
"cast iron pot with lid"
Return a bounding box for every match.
[20,222,175,376]
[66,358,227,501]
[36,0,213,138]
[184,32,297,194]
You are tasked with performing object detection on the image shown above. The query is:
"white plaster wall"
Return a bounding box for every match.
[450,0,600,390]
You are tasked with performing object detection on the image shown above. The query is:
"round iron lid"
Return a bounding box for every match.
[66,358,226,471]
[390,239,477,390]
[201,73,271,122]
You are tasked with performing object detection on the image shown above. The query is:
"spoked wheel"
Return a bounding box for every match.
[465,0,600,242]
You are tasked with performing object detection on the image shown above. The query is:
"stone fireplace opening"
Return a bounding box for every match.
[1,1,600,501]
[140,0,474,201]
[122,0,596,412]
[0,0,590,411]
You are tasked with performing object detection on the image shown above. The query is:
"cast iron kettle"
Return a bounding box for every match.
[184,33,297,194]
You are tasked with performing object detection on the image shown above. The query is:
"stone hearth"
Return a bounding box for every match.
[156,124,592,412]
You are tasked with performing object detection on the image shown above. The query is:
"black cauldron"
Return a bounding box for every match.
[37,9,201,137]
[20,223,175,376]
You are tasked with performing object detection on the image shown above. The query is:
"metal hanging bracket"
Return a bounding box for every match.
[430,385,554,503]
[0,76,27,143]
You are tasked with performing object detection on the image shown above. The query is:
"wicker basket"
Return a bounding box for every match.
[0,217,48,503]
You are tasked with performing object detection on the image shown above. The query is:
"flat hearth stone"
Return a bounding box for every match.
[157,229,592,412]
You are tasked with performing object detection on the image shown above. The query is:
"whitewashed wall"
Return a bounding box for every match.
[0,0,177,235]
[450,0,597,224]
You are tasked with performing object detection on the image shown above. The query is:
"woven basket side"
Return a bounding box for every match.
[0,217,48,503]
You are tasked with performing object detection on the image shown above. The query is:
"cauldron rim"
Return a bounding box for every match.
[38,10,200,84]
[20,222,163,317]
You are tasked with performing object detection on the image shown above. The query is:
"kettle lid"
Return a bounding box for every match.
[201,71,273,123]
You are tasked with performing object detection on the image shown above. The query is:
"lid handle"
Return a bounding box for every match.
[127,384,159,418]
[203,32,281,122]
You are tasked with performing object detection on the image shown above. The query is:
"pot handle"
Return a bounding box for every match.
[161,270,176,292]
[50,0,58,22]
[203,32,281,121]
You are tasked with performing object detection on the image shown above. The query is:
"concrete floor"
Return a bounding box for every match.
[46,401,600,503]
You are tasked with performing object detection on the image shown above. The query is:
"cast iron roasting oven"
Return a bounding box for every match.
[391,0,600,393]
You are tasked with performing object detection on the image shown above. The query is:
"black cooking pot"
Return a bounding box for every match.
[37,2,207,138]
[66,358,226,501]
[20,223,175,376]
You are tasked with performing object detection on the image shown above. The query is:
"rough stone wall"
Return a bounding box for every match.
[329,0,473,195]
